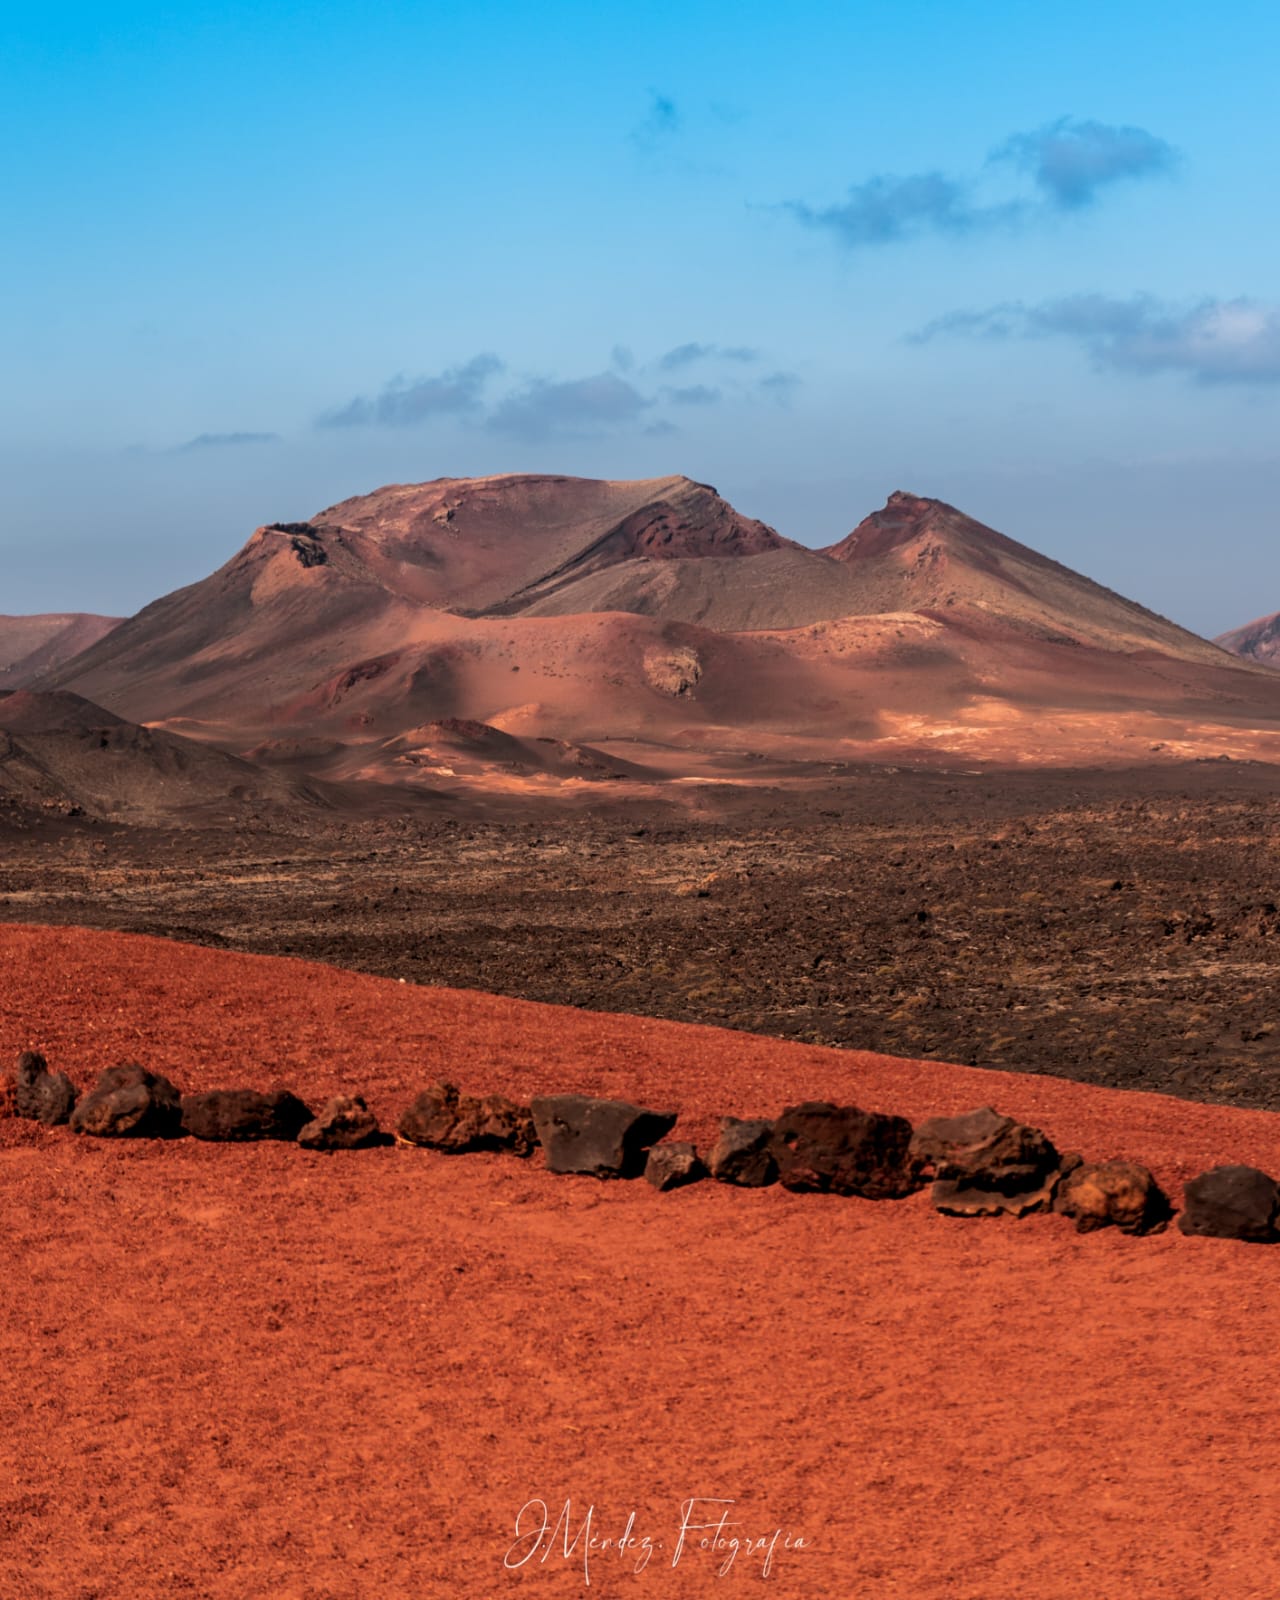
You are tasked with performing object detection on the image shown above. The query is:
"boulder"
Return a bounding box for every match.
[530,1094,676,1178]
[181,1089,314,1142]
[911,1105,1061,1216]
[1179,1165,1280,1243]
[70,1064,182,1138]
[13,1050,76,1126]
[297,1095,382,1151]
[1055,1159,1170,1235]
[398,1081,537,1156]
[707,1117,777,1187]
[911,1106,1059,1192]
[644,1142,705,1192]
[771,1101,919,1199]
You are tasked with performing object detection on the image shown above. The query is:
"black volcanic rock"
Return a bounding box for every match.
[911,1106,1062,1218]
[11,1049,76,1126]
[297,1094,382,1151]
[707,1117,777,1187]
[530,1094,676,1178]
[911,1106,1059,1193]
[181,1089,314,1142]
[1179,1165,1280,1243]
[13,1050,76,1126]
[771,1101,919,1199]
[1054,1159,1170,1235]
[644,1141,705,1192]
[70,1064,182,1138]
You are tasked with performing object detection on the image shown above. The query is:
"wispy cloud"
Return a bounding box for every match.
[488,372,652,439]
[318,354,502,427]
[913,294,1280,384]
[317,337,783,441]
[658,342,759,370]
[992,117,1178,209]
[787,173,1012,247]
[179,430,278,450]
[784,117,1176,249]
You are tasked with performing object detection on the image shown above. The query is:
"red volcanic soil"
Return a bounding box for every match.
[4,925,1280,1598]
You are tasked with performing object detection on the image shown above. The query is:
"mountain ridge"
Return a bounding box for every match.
[36,472,1280,785]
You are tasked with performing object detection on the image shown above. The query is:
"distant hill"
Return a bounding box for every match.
[44,473,1280,786]
[1215,612,1280,669]
[823,491,1230,662]
[0,613,122,689]
[0,690,324,826]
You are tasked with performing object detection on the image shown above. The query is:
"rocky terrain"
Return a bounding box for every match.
[3,761,1280,1110]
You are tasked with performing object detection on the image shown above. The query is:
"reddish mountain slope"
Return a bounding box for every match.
[823,491,1230,661]
[1216,611,1280,668]
[46,474,817,721]
[0,613,121,689]
[46,475,1280,783]
[300,471,793,614]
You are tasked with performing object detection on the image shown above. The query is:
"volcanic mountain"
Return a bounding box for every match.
[45,473,1280,786]
[0,613,122,690]
[1215,612,1280,669]
[825,492,1232,660]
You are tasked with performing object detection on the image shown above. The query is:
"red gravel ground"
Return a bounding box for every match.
[3,923,1280,1600]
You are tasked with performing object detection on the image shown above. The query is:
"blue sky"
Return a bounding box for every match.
[3,0,1279,634]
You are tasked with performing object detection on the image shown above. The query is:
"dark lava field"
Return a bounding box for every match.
[3,762,1280,1110]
